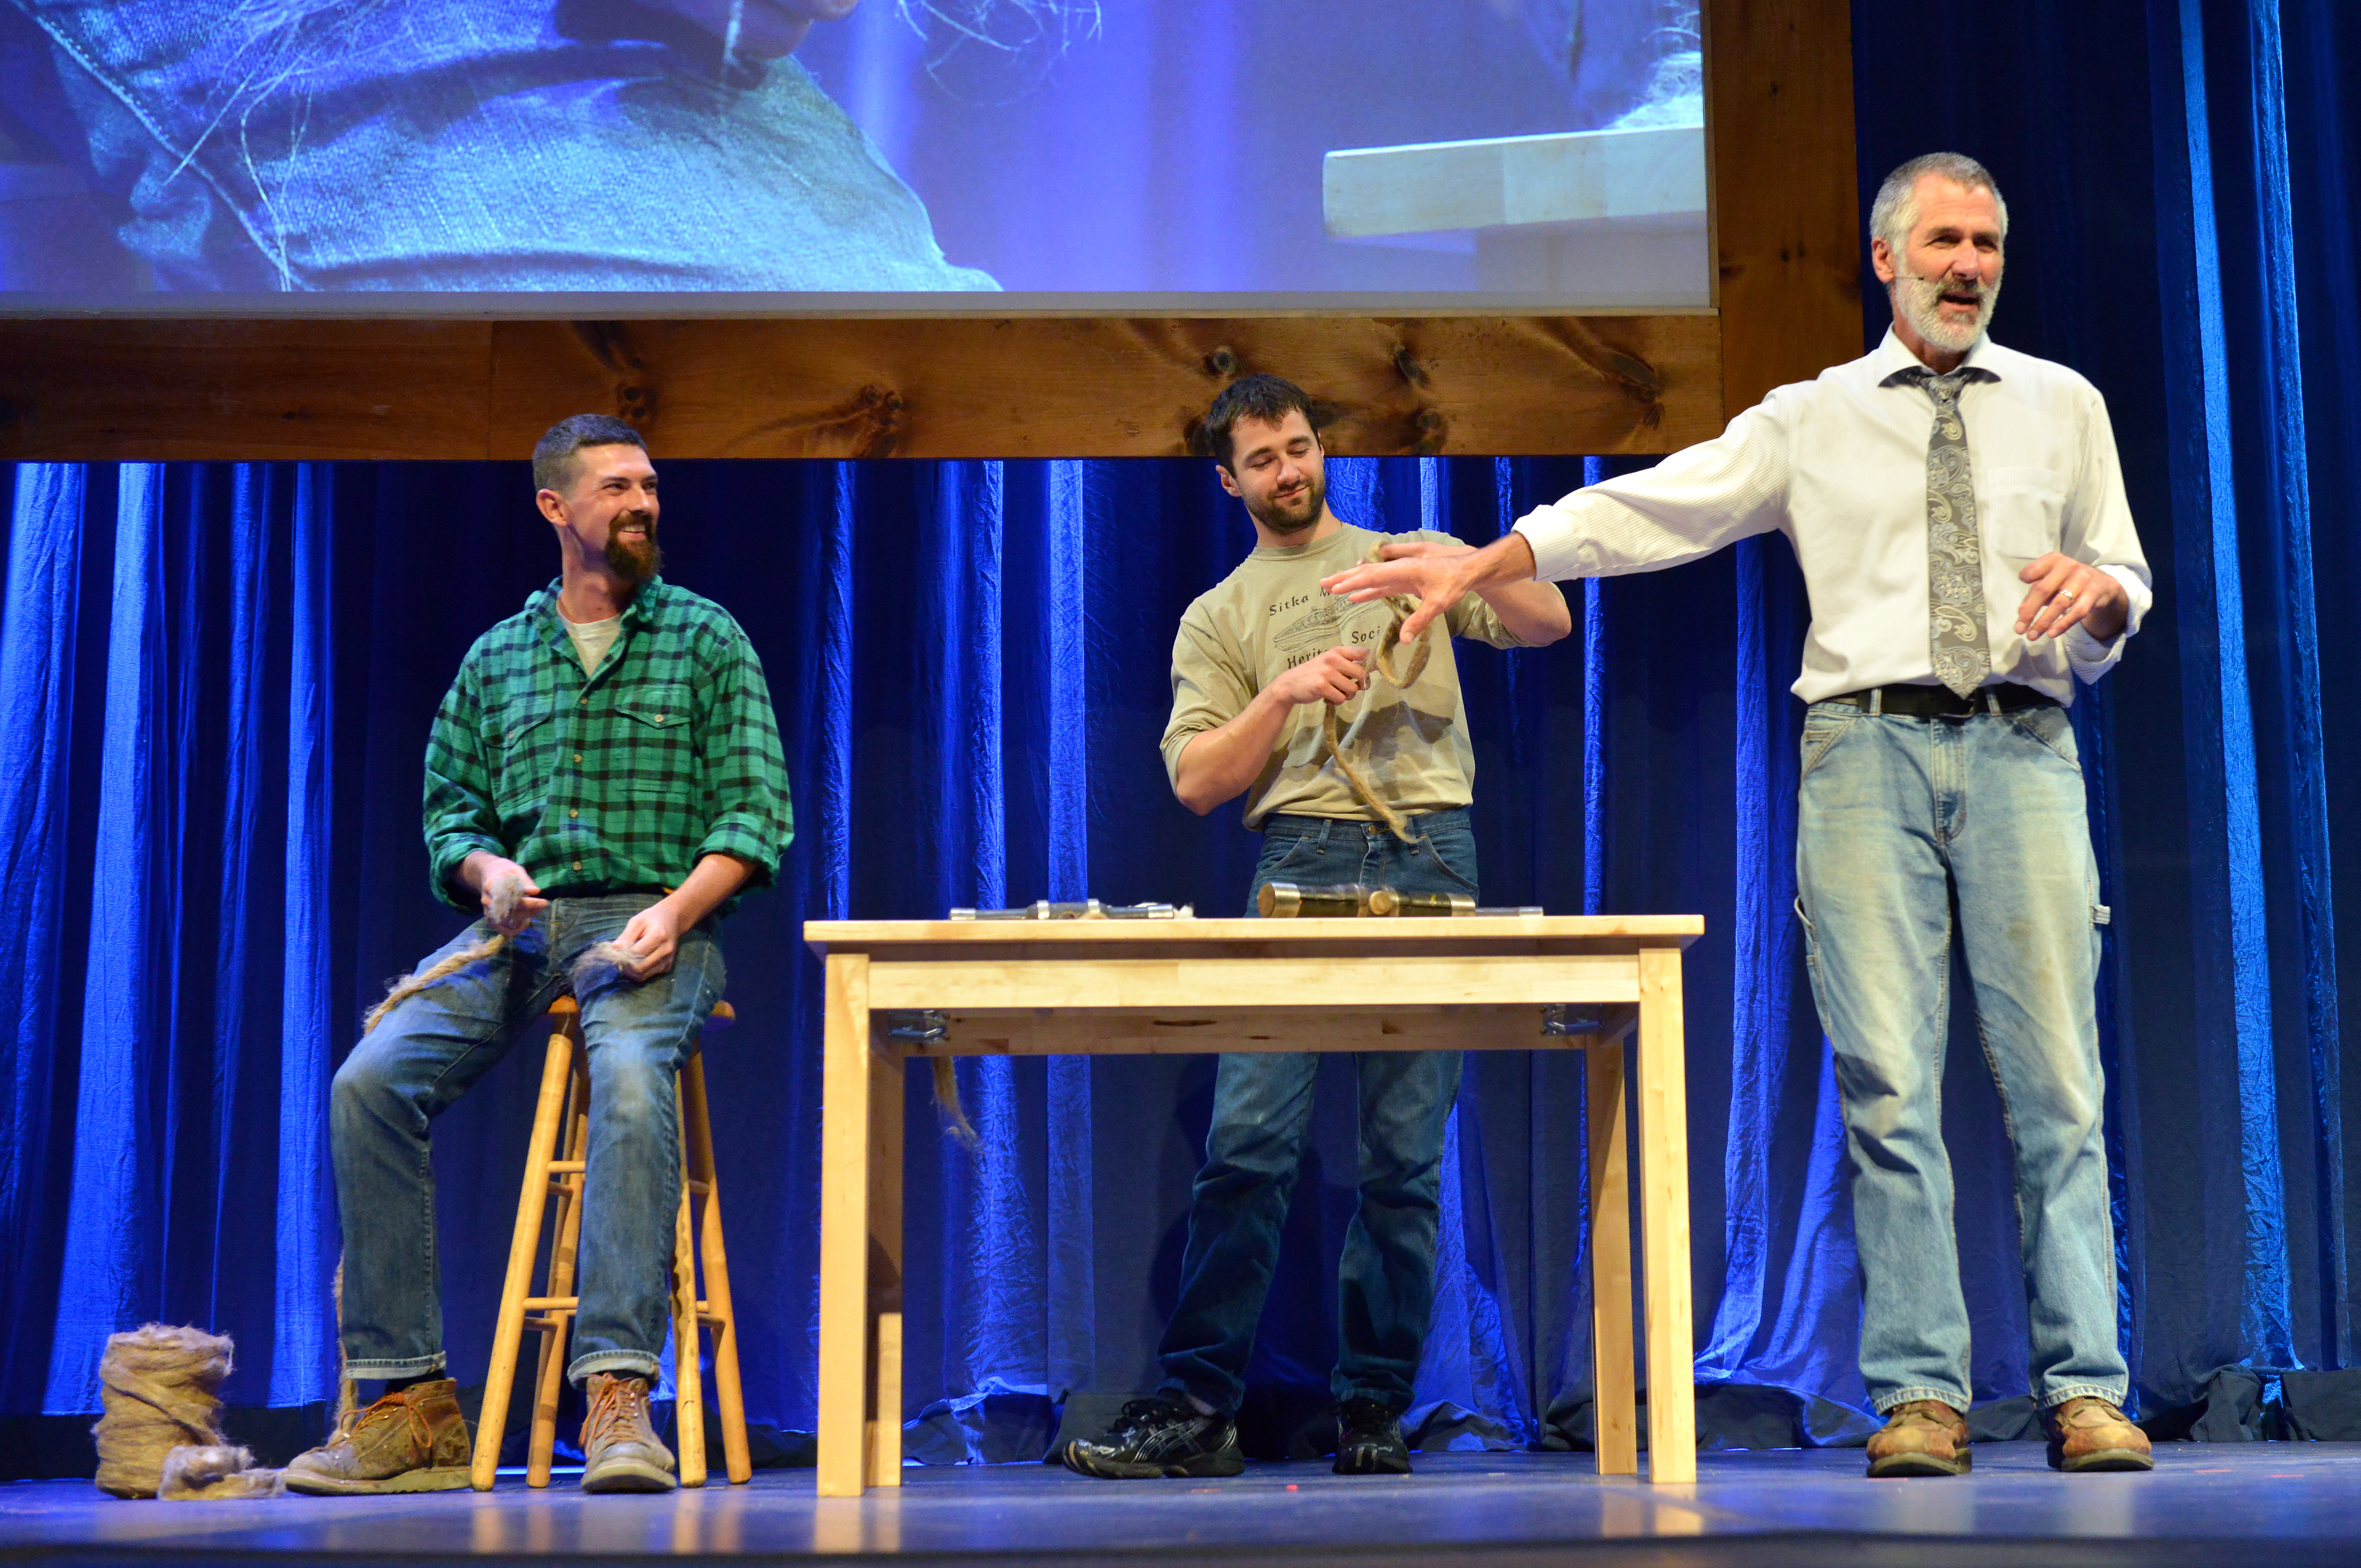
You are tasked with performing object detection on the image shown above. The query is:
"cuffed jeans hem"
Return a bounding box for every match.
[346,1355,448,1380]
[2040,1382,2130,1409]
[1872,1386,1971,1415]
[568,1351,662,1387]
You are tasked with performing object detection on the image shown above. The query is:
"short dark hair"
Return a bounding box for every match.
[532,414,648,493]
[1195,374,1321,470]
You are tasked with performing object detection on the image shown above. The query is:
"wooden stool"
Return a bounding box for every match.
[470,995,750,1490]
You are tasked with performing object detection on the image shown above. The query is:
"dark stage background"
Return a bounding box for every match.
[3,0,2360,1470]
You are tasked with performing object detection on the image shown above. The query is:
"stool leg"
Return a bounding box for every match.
[474,1022,579,1491]
[681,1054,752,1484]
[526,1053,590,1488]
[1586,1035,1639,1476]
[671,1089,708,1489]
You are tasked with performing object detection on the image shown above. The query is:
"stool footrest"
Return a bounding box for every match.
[522,1296,579,1311]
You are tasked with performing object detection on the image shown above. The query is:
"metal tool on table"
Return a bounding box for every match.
[949,900,1193,921]
[1256,881,1545,919]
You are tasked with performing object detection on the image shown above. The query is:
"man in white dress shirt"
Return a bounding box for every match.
[1323,152,2155,1478]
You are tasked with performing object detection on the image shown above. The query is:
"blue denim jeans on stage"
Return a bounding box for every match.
[331,894,725,1387]
[1156,808,1476,1417]
[2,0,995,291]
[1794,699,2128,1414]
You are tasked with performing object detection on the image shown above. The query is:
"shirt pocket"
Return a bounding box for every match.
[1979,464,2067,568]
[491,702,557,815]
[611,682,697,799]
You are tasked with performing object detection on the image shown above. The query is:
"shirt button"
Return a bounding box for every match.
[655,714,666,722]
[573,753,583,764]
[569,808,579,818]
[573,861,583,871]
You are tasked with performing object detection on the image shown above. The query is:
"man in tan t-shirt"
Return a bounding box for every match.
[1059,374,1570,1482]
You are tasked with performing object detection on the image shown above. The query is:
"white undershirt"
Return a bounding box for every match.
[559,608,622,676]
[1512,330,2153,706]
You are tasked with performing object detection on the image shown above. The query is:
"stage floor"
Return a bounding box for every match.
[6,1445,2361,1568]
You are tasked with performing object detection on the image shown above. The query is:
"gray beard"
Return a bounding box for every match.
[1893,271,2001,354]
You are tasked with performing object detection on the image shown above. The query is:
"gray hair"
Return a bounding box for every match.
[1869,153,2009,259]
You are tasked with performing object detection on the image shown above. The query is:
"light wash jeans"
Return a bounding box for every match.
[1795,697,2127,1414]
[2,0,996,291]
[331,894,725,1387]
[1156,808,1476,1416]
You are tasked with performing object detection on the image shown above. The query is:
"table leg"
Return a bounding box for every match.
[816,954,873,1497]
[864,1029,906,1488]
[1635,946,1695,1483]
[1585,1033,1638,1477]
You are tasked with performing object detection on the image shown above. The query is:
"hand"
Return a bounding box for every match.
[1321,541,1481,644]
[465,853,548,935]
[2015,554,2127,643]
[631,0,859,60]
[617,901,686,981]
[1269,646,1369,707]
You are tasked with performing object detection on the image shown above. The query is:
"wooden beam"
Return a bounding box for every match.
[0,313,1718,462]
[1703,0,1862,416]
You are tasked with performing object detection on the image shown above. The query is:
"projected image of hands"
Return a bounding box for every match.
[0,0,1705,304]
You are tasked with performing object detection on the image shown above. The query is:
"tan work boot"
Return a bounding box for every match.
[284,1379,472,1495]
[579,1373,677,1493]
[2042,1396,2154,1472]
[1866,1398,1971,1477]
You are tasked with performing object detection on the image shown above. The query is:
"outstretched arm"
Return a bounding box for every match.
[1320,532,1543,645]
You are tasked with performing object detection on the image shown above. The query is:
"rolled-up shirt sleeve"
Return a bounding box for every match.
[693,629,793,888]
[1513,396,1794,581]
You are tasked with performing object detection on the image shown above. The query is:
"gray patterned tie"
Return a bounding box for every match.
[1901,367,1992,698]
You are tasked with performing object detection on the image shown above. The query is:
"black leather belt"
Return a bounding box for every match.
[1823,683,2057,719]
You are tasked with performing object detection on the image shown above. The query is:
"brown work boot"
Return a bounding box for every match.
[579,1373,676,1493]
[1865,1398,1971,1477]
[2042,1396,2153,1472]
[284,1379,472,1495]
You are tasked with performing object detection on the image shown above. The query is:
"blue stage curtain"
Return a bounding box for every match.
[1,0,2358,1453]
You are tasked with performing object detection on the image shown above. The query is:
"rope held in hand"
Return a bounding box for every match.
[1320,544,1434,843]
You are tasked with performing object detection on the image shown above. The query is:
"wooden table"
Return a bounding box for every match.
[802,915,1705,1496]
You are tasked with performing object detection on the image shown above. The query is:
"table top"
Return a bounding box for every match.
[804,915,1703,956]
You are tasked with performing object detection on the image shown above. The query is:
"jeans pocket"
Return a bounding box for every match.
[1411,832,1480,894]
[1799,708,1859,781]
[2006,705,2082,772]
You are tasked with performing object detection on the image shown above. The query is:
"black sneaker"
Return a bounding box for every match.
[1059,1397,1245,1479]
[1332,1398,1412,1475]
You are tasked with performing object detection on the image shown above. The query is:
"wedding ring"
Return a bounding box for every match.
[2056,587,2076,603]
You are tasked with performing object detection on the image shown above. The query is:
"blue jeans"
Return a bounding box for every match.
[3,1,995,291]
[1156,808,1476,1416]
[1795,699,2127,1414]
[331,894,726,1387]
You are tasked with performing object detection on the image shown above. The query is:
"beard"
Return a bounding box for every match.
[1892,269,2002,354]
[1247,471,1327,536]
[604,510,663,588]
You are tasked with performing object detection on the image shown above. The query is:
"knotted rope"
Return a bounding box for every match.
[1321,544,1435,843]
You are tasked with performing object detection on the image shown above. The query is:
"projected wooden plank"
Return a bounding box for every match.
[0,313,1720,462]
[1323,127,1707,237]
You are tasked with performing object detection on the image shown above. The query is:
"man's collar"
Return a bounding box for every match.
[527,575,667,641]
[1873,326,2004,386]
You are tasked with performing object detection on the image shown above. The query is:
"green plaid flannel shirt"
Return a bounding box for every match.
[422,577,792,910]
